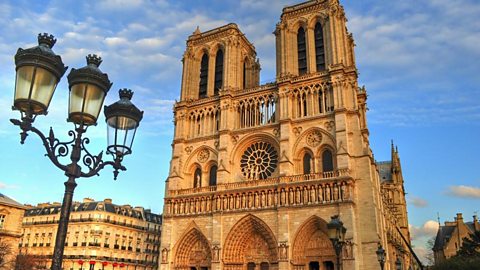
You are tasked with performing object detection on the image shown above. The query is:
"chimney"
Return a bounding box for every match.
[456,213,463,223]
[474,215,479,231]
[104,198,112,204]
[83,198,94,203]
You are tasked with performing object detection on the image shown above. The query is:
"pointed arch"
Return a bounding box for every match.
[314,22,326,71]
[214,48,224,95]
[223,214,278,265]
[199,52,209,98]
[297,26,307,75]
[292,216,336,266]
[173,225,212,270]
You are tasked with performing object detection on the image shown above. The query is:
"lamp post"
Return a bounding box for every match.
[327,215,347,270]
[376,243,386,270]
[10,33,143,270]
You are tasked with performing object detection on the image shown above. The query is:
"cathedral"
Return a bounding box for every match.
[160,0,419,269]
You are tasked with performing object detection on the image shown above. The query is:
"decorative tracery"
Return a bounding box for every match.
[240,142,278,180]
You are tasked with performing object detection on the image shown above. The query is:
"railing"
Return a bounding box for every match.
[168,169,350,196]
[164,170,353,217]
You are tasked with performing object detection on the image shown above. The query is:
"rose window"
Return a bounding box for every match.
[240,142,278,180]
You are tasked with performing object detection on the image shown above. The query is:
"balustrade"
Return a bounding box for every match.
[165,170,353,217]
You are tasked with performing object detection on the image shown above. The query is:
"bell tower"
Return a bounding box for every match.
[161,1,416,270]
[179,23,260,102]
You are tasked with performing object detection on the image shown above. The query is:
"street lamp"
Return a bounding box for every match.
[376,243,386,270]
[10,33,143,270]
[327,215,347,270]
[395,258,402,270]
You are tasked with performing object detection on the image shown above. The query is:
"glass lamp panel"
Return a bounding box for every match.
[107,116,137,155]
[69,83,105,125]
[15,66,57,114]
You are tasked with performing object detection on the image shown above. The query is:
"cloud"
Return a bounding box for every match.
[408,195,428,208]
[446,185,480,199]
[410,220,439,240]
[0,182,18,189]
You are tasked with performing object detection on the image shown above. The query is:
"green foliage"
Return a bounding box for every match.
[458,230,480,258]
[430,256,480,270]
[432,231,480,270]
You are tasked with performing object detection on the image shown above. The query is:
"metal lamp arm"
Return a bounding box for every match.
[10,118,69,172]
[80,156,126,179]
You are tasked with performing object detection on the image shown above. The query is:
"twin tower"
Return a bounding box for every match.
[161,1,414,270]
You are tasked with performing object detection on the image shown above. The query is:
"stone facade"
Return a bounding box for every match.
[0,193,27,270]
[20,198,162,270]
[161,1,418,270]
[433,213,480,264]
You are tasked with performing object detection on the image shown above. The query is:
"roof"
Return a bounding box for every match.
[376,161,393,182]
[0,193,27,209]
[24,199,162,224]
[433,221,475,250]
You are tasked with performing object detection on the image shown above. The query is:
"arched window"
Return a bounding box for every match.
[199,53,208,98]
[303,152,313,174]
[314,22,325,71]
[214,49,224,95]
[209,165,217,186]
[322,149,334,172]
[297,27,307,75]
[193,168,202,188]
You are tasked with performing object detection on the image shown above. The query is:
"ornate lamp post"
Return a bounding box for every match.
[10,33,143,270]
[376,243,386,270]
[327,215,347,270]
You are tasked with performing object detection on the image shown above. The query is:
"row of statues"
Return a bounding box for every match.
[166,182,352,216]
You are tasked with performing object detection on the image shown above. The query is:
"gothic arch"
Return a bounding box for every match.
[291,215,336,266]
[183,146,218,174]
[307,13,329,29]
[223,214,278,266]
[292,127,336,159]
[230,133,280,181]
[173,224,212,270]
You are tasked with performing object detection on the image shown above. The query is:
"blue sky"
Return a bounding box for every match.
[0,0,479,263]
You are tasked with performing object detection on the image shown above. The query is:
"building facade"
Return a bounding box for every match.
[0,193,28,270]
[20,198,162,270]
[433,213,480,264]
[161,0,418,270]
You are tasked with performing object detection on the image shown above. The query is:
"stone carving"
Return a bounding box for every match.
[161,248,169,264]
[197,149,210,163]
[231,135,239,144]
[273,128,280,138]
[279,242,288,261]
[325,121,335,131]
[240,142,278,180]
[293,127,302,136]
[185,146,194,154]
[306,130,322,147]
[212,245,220,262]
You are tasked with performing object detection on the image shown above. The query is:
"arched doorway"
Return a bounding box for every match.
[223,214,279,270]
[174,227,212,270]
[292,216,337,270]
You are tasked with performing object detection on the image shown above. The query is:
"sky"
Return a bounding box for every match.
[0,0,479,264]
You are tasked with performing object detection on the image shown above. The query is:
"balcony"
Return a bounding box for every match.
[165,169,353,217]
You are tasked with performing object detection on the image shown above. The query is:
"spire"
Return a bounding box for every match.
[437,212,441,226]
[193,26,201,35]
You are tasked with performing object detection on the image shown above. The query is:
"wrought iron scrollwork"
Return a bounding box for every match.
[10,116,126,180]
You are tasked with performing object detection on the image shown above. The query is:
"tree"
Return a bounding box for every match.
[424,236,436,266]
[15,253,40,270]
[0,239,14,269]
[457,230,480,258]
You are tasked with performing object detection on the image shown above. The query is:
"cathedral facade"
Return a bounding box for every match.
[160,1,418,270]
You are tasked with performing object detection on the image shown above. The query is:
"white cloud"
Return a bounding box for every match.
[0,182,18,189]
[408,195,428,208]
[446,185,480,199]
[410,220,439,240]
